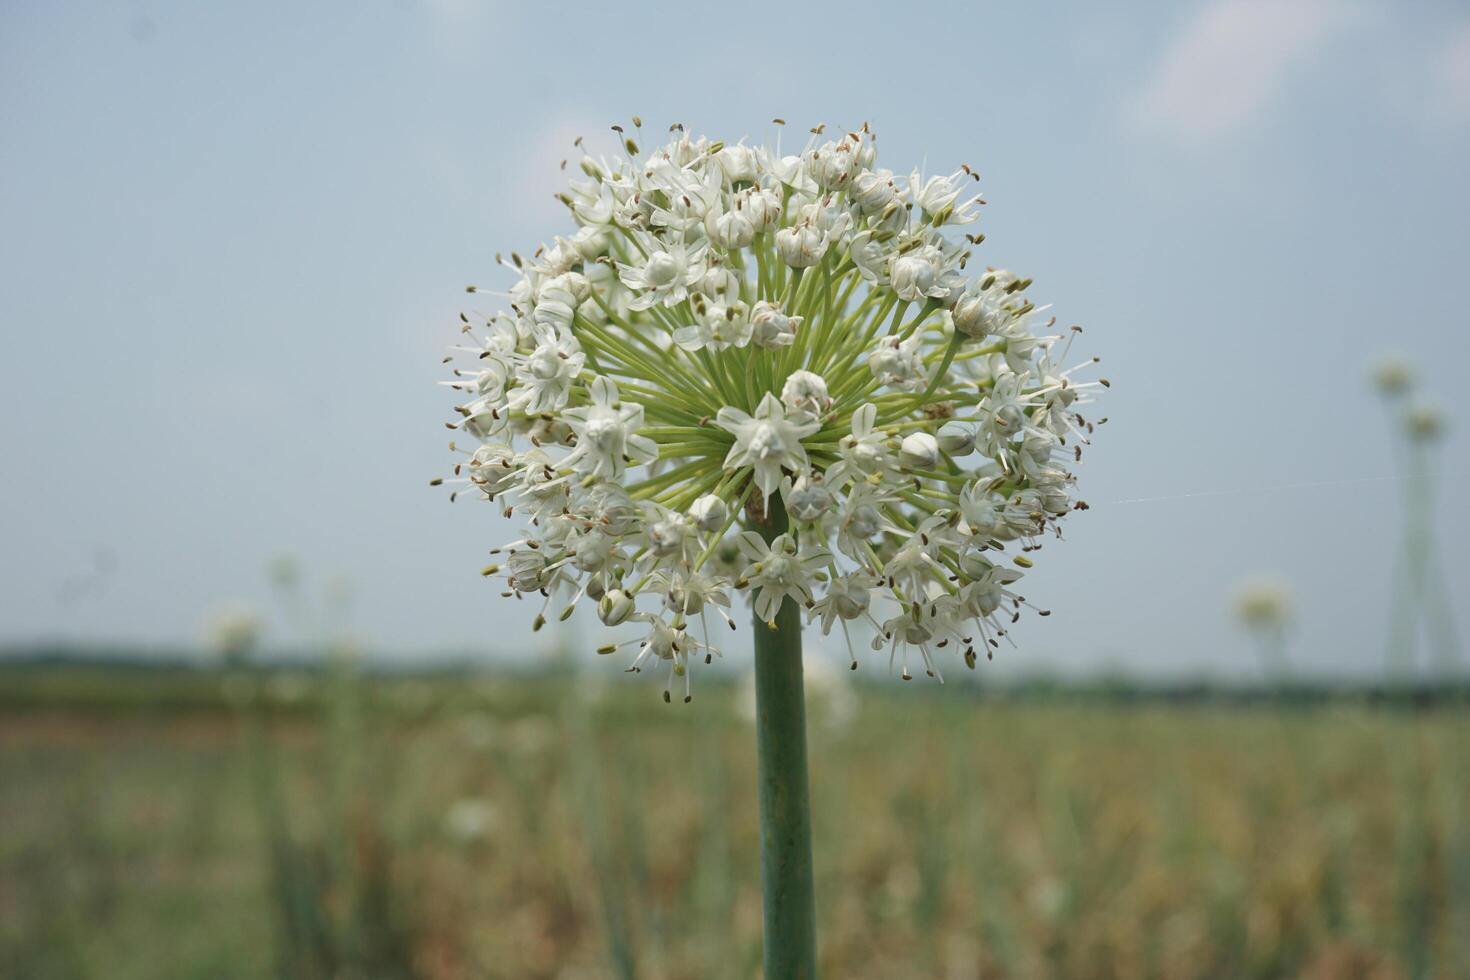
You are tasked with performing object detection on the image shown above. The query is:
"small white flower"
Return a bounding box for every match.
[850,169,897,215]
[714,142,759,183]
[737,532,830,625]
[810,572,875,634]
[774,221,830,268]
[891,252,937,302]
[837,403,889,476]
[560,377,658,480]
[951,290,1005,339]
[715,393,821,505]
[617,239,705,310]
[867,335,926,391]
[783,473,835,523]
[511,331,585,414]
[848,230,892,284]
[911,168,982,224]
[675,299,751,352]
[706,205,757,250]
[467,442,519,497]
[808,137,862,190]
[743,185,783,230]
[959,482,1003,537]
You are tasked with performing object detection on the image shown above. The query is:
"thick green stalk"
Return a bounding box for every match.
[750,494,818,979]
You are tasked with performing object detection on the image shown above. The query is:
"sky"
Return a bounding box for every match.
[2,0,1467,680]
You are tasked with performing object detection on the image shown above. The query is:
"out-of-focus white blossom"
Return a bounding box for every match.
[445,798,499,843]
[1371,355,1413,398]
[207,602,262,661]
[1232,575,1295,631]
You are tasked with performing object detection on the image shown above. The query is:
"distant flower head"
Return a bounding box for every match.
[1232,575,1295,632]
[1405,401,1446,443]
[444,798,499,843]
[206,602,262,661]
[438,120,1104,700]
[1370,355,1413,398]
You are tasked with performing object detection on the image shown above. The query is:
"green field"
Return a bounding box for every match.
[2,664,1468,979]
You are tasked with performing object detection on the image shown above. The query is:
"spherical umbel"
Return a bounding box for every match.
[439,120,1105,700]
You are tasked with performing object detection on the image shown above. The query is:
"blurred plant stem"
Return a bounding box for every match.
[750,494,818,979]
[226,664,334,979]
[564,698,639,980]
[1384,411,1461,683]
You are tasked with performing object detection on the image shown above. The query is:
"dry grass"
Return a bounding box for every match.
[2,671,1467,979]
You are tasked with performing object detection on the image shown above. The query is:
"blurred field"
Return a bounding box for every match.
[3,663,1469,980]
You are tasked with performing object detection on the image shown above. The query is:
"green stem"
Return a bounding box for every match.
[749,494,818,979]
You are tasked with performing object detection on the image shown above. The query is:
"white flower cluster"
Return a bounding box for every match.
[438,121,1105,701]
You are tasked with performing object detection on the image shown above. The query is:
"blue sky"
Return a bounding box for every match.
[2,0,1466,678]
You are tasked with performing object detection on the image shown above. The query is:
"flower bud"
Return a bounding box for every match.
[701,265,741,298]
[715,143,758,183]
[573,530,614,572]
[850,169,896,214]
[891,253,936,302]
[952,288,1008,339]
[937,421,976,457]
[705,207,756,250]
[867,335,925,389]
[774,223,827,268]
[846,504,883,539]
[848,230,891,283]
[751,301,801,348]
[468,444,518,495]
[570,224,610,260]
[832,585,869,620]
[958,550,995,580]
[688,494,729,532]
[642,250,681,287]
[598,589,635,626]
[648,518,689,557]
[665,581,706,615]
[808,139,861,189]
[507,551,550,592]
[780,370,831,422]
[899,432,940,470]
[786,479,834,522]
[914,173,960,217]
[744,187,782,230]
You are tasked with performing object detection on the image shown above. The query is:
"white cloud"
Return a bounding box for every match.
[1435,22,1470,120]
[1132,0,1356,141]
